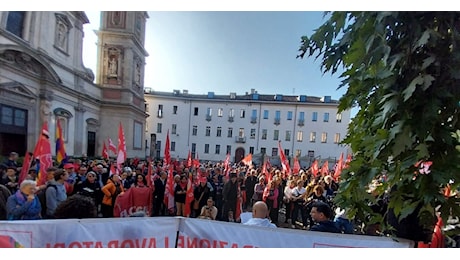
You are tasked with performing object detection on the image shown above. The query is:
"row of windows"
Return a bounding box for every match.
[182,143,309,158]
[157,123,341,144]
[156,105,343,123]
[1,105,27,127]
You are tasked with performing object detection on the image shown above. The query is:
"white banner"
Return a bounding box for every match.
[0,217,179,248]
[178,218,414,248]
[0,217,414,248]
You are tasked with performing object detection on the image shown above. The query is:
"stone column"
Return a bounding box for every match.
[73,105,86,156]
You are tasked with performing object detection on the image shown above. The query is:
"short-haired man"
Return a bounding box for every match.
[309,201,341,233]
[243,201,277,228]
[45,169,68,218]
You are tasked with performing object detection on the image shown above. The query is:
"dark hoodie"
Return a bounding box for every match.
[310,220,341,233]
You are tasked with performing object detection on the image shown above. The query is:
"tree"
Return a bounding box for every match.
[298,11,460,241]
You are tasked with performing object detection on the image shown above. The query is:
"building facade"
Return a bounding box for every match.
[0,11,148,158]
[145,89,351,167]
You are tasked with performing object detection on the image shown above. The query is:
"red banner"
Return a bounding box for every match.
[113,187,153,217]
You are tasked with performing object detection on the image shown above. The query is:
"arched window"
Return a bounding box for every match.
[54,108,73,143]
[6,11,26,38]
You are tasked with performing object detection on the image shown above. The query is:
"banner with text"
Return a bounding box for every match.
[0,217,414,248]
[178,218,414,248]
[0,217,178,248]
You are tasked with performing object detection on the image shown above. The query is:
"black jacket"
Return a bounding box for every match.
[310,220,341,233]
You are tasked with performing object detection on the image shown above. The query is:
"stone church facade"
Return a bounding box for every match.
[0,11,149,159]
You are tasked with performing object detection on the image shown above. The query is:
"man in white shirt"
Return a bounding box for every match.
[243,201,277,228]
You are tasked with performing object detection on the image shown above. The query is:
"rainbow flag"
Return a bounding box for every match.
[55,120,67,165]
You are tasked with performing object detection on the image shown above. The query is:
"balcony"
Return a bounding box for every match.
[206,115,212,121]
[235,136,246,143]
[250,117,257,124]
[228,116,234,122]
[274,118,280,125]
[298,119,304,126]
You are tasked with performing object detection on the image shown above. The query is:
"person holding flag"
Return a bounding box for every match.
[33,122,53,187]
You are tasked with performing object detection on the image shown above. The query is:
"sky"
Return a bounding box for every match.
[82,11,347,100]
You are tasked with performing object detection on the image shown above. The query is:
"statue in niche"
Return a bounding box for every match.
[108,56,118,78]
[40,100,52,123]
[112,12,122,26]
[56,22,67,49]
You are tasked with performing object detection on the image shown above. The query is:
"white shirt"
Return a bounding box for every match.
[243,218,277,228]
[292,186,306,197]
[284,186,294,200]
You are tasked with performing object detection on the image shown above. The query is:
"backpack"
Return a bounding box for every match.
[36,184,57,219]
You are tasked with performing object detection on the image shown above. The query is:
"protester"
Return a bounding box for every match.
[45,169,68,218]
[222,172,238,222]
[152,171,167,216]
[309,201,341,233]
[244,169,258,209]
[3,152,19,168]
[6,180,41,220]
[1,166,19,194]
[252,176,265,203]
[198,197,218,220]
[0,184,12,220]
[54,194,97,219]
[334,207,354,234]
[263,179,279,226]
[193,179,211,217]
[243,201,277,228]
[291,179,308,229]
[75,171,101,206]
[101,174,124,218]
[132,173,147,188]
[174,174,188,217]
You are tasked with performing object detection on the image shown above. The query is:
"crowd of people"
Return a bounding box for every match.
[0,151,378,235]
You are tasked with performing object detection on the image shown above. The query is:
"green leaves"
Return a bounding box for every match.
[298,11,460,240]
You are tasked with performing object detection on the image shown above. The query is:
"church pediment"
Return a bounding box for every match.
[0,81,37,99]
[0,46,62,84]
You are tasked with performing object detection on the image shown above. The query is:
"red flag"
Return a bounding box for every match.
[164,166,175,212]
[241,153,252,166]
[334,152,344,181]
[235,183,243,221]
[183,173,195,217]
[344,153,352,168]
[109,162,117,177]
[311,159,319,177]
[18,152,32,185]
[102,141,109,159]
[164,130,171,167]
[108,138,117,155]
[117,123,127,171]
[320,160,329,176]
[278,141,291,175]
[292,156,300,175]
[444,184,451,198]
[193,152,200,168]
[113,187,153,217]
[186,150,192,168]
[33,122,52,186]
[262,158,268,181]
